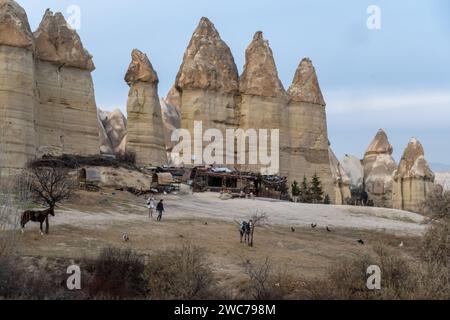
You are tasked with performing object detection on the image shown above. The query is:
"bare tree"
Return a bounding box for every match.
[249,211,268,247]
[26,163,76,234]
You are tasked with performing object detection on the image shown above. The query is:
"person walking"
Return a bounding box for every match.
[147,195,156,219]
[156,199,165,222]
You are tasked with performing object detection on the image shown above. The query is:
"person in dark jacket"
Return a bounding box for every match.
[156,200,164,221]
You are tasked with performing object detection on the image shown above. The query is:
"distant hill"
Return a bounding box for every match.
[430,163,450,172]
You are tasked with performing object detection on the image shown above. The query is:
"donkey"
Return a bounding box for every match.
[21,207,55,235]
[239,220,252,244]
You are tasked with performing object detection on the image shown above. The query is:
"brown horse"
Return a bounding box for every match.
[21,207,55,235]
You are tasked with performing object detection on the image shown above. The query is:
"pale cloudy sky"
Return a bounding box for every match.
[18,0,450,166]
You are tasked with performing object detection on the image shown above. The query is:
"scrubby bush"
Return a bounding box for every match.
[144,244,217,300]
[86,247,146,299]
[422,184,450,220]
[238,258,293,300]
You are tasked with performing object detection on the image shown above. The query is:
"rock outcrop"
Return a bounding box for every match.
[98,109,127,155]
[285,58,335,201]
[362,129,397,207]
[392,138,435,212]
[33,10,99,157]
[175,17,239,165]
[238,31,287,174]
[329,148,352,204]
[125,49,166,166]
[341,154,364,192]
[0,0,36,173]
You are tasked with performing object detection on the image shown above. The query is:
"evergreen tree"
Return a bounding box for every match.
[299,176,312,203]
[323,194,331,205]
[291,180,301,197]
[310,173,324,203]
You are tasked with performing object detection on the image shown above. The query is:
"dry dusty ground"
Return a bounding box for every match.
[10,187,428,288]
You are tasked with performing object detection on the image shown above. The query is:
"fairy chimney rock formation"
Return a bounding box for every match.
[285,58,335,201]
[238,31,287,173]
[34,9,95,71]
[393,138,435,212]
[288,58,325,106]
[33,9,99,157]
[175,17,239,165]
[0,0,36,173]
[125,49,167,166]
[239,31,286,98]
[0,0,34,49]
[175,17,239,94]
[362,129,397,207]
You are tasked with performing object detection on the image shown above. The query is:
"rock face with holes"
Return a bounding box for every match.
[175,17,239,165]
[238,31,288,174]
[362,129,397,207]
[0,0,36,173]
[284,58,338,202]
[125,49,167,166]
[98,108,127,156]
[392,138,435,213]
[33,9,99,157]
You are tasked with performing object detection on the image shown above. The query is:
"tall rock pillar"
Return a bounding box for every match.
[0,0,36,173]
[362,129,397,207]
[392,138,435,213]
[33,10,99,157]
[175,17,239,165]
[238,31,287,174]
[125,49,167,167]
[286,58,335,202]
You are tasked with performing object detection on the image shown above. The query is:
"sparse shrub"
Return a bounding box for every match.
[144,244,216,300]
[86,247,146,299]
[421,184,450,220]
[240,258,292,300]
[303,245,416,300]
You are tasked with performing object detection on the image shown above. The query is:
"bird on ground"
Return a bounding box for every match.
[357,239,365,245]
[399,242,404,247]
[326,226,332,232]
[311,223,317,229]
[291,227,296,232]
[122,232,129,242]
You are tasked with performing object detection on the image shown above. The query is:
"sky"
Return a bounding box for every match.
[18,0,450,167]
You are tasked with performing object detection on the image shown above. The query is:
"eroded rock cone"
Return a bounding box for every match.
[34,10,99,157]
[285,58,334,202]
[175,17,239,93]
[362,129,397,207]
[238,31,287,174]
[288,58,325,106]
[239,31,286,98]
[0,0,36,173]
[0,0,34,49]
[34,9,94,71]
[125,49,167,167]
[175,17,239,166]
[393,138,435,212]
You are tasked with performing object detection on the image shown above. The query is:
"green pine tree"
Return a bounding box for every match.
[299,176,312,203]
[291,180,301,197]
[323,194,331,205]
[310,173,324,203]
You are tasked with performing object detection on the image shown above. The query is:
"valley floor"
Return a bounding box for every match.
[11,187,428,291]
